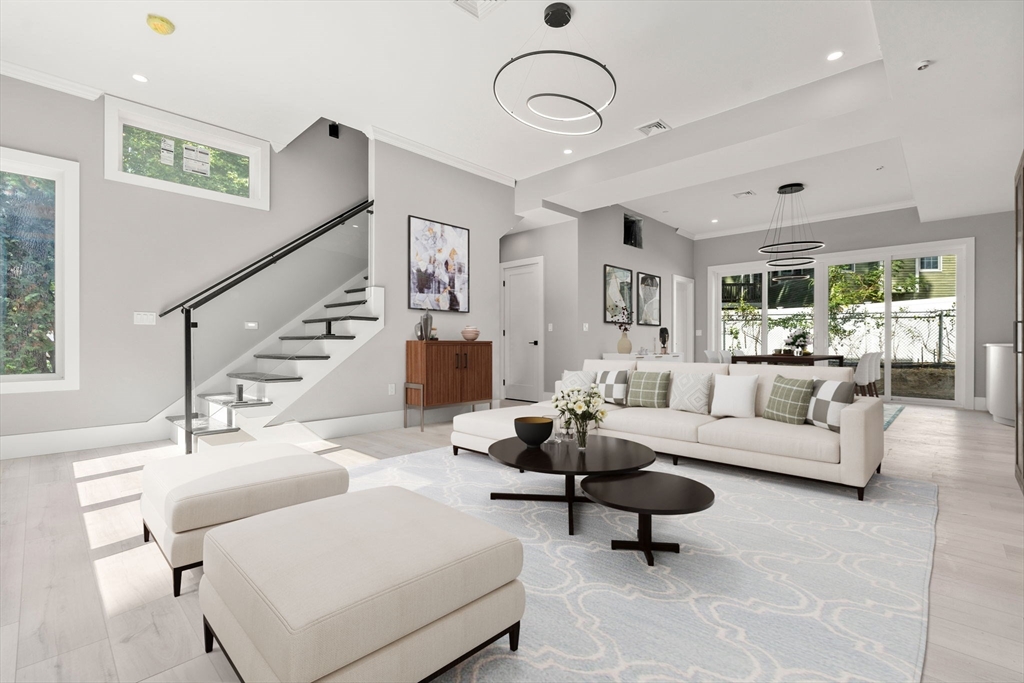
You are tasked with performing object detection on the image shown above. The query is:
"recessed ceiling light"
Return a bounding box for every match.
[132,74,148,83]
[563,149,573,155]
[711,219,719,223]
[827,51,844,61]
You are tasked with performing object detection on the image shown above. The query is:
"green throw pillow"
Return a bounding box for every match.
[763,376,815,424]
[626,371,671,408]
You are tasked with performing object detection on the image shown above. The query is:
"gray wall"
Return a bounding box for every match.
[499,220,579,390]
[692,207,1015,397]
[0,76,369,436]
[577,207,695,361]
[278,141,516,423]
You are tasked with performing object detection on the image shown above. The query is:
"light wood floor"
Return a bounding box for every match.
[0,405,1020,682]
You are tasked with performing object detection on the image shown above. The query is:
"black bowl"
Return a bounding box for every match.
[514,417,553,447]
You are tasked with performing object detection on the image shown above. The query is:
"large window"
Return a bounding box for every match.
[0,147,79,393]
[104,96,270,210]
[708,238,974,407]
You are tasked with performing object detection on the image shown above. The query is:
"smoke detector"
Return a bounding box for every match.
[732,190,757,199]
[636,119,672,137]
[451,0,505,19]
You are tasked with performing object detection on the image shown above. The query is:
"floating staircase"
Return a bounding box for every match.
[165,270,384,446]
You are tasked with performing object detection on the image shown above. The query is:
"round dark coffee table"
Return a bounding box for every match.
[488,435,656,535]
[581,471,715,566]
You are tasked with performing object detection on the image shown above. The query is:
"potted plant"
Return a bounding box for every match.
[552,384,607,450]
[784,329,811,355]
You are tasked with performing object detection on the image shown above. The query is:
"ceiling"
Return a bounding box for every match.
[1,1,1021,237]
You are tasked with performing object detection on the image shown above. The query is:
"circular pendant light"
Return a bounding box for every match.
[494,3,616,136]
[757,183,825,281]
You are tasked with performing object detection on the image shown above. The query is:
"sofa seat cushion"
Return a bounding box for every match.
[143,443,349,533]
[453,401,622,441]
[600,407,718,443]
[698,417,840,464]
[202,486,523,683]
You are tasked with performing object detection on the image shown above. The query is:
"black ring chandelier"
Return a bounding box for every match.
[493,3,616,136]
[758,183,825,280]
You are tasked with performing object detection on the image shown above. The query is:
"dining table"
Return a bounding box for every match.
[731,353,845,366]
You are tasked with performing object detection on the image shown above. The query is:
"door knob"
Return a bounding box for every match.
[529,340,539,345]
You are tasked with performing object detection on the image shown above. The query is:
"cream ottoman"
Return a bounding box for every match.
[141,442,348,597]
[200,486,525,683]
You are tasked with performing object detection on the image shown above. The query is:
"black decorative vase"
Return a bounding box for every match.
[514,417,553,448]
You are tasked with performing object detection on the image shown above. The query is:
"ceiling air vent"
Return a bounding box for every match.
[451,0,505,19]
[732,190,757,199]
[636,119,672,137]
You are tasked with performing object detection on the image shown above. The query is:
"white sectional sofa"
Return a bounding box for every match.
[452,359,884,500]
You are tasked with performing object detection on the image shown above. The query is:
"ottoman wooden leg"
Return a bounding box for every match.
[453,445,459,455]
[143,522,150,543]
[508,621,520,652]
[172,561,203,598]
[203,617,214,653]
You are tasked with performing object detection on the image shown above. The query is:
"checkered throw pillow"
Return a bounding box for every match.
[670,372,713,414]
[596,370,629,405]
[626,371,671,408]
[763,376,815,425]
[805,379,856,432]
[561,370,596,391]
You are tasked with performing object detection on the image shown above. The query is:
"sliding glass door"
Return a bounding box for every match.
[827,262,885,393]
[720,273,762,354]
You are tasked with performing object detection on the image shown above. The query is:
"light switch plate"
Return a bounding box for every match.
[388,383,396,395]
[583,323,589,332]
[548,323,553,332]
[695,330,702,337]
[133,312,156,325]
[244,321,259,330]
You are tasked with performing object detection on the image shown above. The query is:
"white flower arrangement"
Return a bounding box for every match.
[552,384,607,446]
[784,328,810,348]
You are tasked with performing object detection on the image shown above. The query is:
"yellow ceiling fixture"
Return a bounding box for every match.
[146,14,175,35]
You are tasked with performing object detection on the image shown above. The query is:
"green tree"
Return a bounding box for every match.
[1,171,56,375]
[122,125,250,198]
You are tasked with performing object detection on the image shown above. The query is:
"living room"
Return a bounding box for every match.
[0,2,1022,682]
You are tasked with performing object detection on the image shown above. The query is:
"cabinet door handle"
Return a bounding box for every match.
[455,353,460,369]
[464,353,468,368]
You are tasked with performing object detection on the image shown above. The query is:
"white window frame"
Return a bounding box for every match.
[1,147,80,393]
[104,96,270,210]
[707,237,974,409]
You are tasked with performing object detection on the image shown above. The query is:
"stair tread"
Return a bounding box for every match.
[254,353,330,360]
[199,393,274,409]
[344,287,366,293]
[279,335,355,341]
[227,371,303,383]
[324,300,367,309]
[165,414,240,436]
[302,315,379,324]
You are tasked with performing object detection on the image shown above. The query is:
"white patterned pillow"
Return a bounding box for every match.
[561,370,597,391]
[596,369,629,405]
[670,373,713,414]
[806,379,855,432]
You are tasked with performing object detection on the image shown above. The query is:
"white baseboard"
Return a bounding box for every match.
[974,396,987,411]
[0,419,170,460]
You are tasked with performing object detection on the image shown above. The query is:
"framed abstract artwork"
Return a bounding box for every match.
[408,215,470,312]
[604,264,633,324]
[637,272,661,326]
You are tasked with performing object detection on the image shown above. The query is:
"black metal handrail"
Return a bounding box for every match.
[159,198,373,317]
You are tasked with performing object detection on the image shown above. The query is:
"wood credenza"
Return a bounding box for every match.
[405,340,492,430]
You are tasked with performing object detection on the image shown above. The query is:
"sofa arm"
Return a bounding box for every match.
[838,397,884,487]
[553,380,563,394]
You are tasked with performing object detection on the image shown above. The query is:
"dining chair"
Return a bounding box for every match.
[704,349,722,363]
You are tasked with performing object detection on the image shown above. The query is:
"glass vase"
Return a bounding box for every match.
[575,421,589,451]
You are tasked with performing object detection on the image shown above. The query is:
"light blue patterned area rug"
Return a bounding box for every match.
[348,450,937,682]
[884,403,906,430]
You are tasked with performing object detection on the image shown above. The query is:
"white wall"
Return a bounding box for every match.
[0,76,369,436]
[278,141,516,424]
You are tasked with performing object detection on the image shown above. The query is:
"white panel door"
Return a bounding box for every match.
[502,261,543,402]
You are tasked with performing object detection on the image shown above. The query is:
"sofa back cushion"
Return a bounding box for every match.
[728,364,854,416]
[637,361,729,408]
[583,359,637,376]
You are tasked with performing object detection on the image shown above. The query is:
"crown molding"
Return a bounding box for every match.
[369,126,515,187]
[0,61,103,101]
[690,200,918,240]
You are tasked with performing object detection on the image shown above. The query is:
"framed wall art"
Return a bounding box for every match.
[408,215,470,312]
[604,264,632,324]
[637,272,661,326]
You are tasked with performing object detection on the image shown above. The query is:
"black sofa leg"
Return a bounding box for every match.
[143,523,150,543]
[203,617,214,653]
[876,463,881,474]
[453,445,459,455]
[173,567,183,598]
[856,486,865,501]
[672,456,679,466]
[508,621,520,651]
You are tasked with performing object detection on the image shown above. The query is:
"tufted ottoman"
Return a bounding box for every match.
[199,486,525,683]
[141,442,349,597]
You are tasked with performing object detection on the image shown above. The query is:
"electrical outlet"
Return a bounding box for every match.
[244,321,259,330]
[583,323,589,332]
[133,312,156,325]
[388,383,396,395]
[548,323,553,332]
[695,330,702,337]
